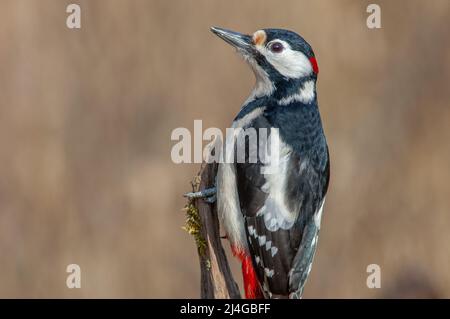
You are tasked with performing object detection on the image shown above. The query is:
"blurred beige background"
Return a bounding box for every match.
[0,0,449,298]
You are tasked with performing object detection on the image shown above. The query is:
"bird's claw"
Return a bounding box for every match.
[184,187,217,203]
[204,194,216,203]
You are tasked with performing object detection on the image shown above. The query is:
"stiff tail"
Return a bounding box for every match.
[231,246,264,299]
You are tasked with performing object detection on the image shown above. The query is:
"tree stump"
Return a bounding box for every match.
[184,162,241,299]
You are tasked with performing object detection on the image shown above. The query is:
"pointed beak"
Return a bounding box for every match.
[210,26,254,55]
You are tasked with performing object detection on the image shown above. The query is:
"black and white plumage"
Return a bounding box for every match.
[211,27,330,299]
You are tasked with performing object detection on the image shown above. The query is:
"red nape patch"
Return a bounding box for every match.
[231,246,264,299]
[309,56,319,74]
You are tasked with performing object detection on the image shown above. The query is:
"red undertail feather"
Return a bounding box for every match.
[231,245,264,299]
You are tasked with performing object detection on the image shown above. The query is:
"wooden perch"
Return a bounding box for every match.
[184,162,241,299]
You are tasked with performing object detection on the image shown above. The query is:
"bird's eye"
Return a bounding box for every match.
[269,42,284,53]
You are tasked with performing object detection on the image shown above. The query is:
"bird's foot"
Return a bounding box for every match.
[184,187,217,203]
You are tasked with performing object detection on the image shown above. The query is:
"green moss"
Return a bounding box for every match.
[182,201,207,257]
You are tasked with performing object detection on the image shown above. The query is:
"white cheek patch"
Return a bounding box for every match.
[256,40,313,79]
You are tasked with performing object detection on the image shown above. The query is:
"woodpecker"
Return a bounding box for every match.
[188,27,330,299]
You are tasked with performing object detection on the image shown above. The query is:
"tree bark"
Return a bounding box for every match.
[190,162,241,299]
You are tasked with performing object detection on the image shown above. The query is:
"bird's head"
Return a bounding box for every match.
[211,27,319,99]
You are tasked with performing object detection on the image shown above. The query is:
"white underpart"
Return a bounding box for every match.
[256,40,313,79]
[243,56,275,104]
[217,160,245,249]
[217,107,266,251]
[257,139,298,232]
[278,80,315,105]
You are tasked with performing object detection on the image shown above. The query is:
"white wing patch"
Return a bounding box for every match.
[256,138,298,232]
